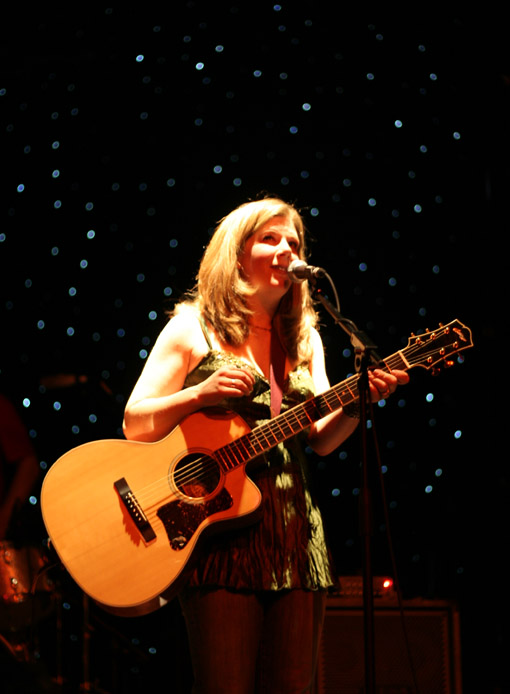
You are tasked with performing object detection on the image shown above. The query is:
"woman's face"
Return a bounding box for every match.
[238,216,301,296]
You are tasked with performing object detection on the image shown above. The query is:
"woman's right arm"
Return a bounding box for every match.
[123,313,254,442]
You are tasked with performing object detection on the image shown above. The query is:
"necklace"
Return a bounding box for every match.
[250,324,272,332]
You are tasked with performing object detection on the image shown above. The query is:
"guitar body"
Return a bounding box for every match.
[41,408,262,615]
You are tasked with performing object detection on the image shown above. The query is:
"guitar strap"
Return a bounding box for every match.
[269,328,286,418]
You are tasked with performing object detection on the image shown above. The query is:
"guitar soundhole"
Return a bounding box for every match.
[173,452,221,499]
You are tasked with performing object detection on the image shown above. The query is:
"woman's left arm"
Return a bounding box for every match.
[306,328,409,456]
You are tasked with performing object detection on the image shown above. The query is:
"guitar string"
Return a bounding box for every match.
[136,350,442,513]
[133,335,464,516]
[136,325,470,515]
[134,370,364,513]
[44,331,467,560]
[132,336,462,516]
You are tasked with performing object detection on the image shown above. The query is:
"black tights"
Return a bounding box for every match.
[179,587,327,694]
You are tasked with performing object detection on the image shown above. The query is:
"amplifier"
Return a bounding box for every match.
[336,575,396,599]
[316,597,462,694]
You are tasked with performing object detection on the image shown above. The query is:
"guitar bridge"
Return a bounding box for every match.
[114,477,156,544]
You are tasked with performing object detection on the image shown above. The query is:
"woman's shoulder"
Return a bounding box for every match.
[308,325,324,355]
[157,304,205,350]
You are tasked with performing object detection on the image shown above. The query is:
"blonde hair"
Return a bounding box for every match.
[174,197,319,363]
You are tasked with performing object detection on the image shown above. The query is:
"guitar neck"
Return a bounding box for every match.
[214,350,407,473]
[213,318,473,473]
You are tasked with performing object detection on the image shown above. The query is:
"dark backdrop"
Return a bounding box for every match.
[1,6,507,693]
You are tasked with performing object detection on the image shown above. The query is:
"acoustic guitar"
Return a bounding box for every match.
[41,319,473,616]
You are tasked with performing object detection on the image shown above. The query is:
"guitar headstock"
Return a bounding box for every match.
[404,319,473,372]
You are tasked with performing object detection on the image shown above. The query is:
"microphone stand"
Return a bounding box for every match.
[311,282,382,694]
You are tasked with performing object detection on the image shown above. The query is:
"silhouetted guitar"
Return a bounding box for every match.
[41,319,473,616]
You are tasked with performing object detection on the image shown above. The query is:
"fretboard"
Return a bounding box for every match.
[214,350,408,472]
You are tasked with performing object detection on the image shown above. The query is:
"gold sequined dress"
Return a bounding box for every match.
[183,344,338,592]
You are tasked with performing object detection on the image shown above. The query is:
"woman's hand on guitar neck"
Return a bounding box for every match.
[368,368,409,402]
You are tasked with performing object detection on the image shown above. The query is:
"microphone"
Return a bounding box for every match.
[287,259,327,282]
